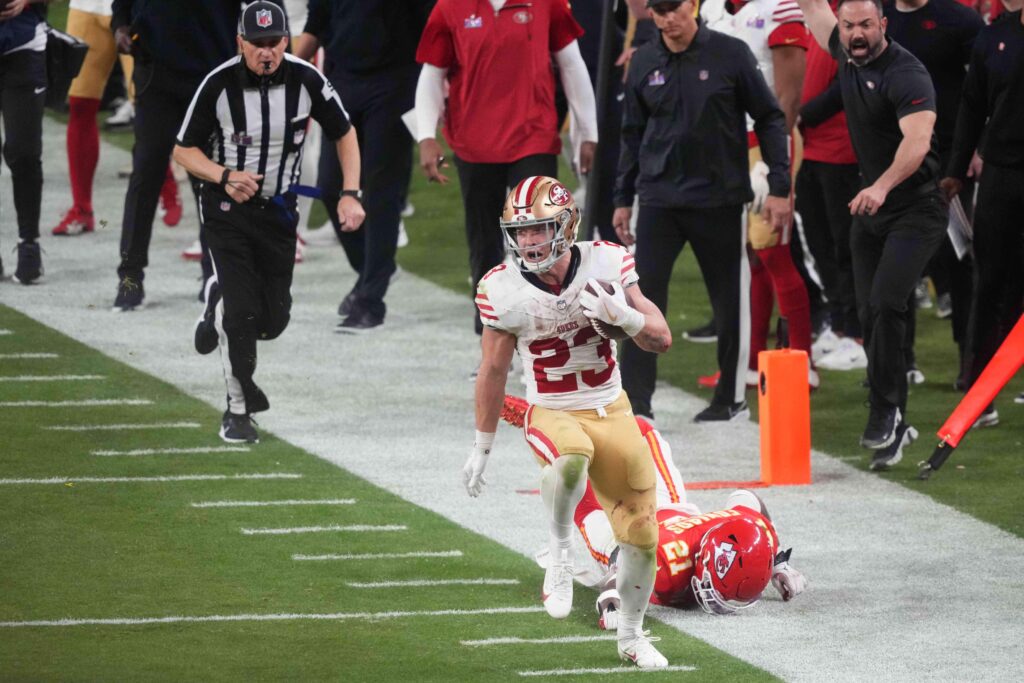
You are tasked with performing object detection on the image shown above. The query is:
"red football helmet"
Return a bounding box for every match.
[690,517,775,614]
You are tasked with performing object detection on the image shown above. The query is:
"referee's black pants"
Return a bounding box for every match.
[966,163,1024,387]
[117,64,206,282]
[621,204,749,415]
[319,64,417,321]
[203,189,297,415]
[0,49,46,244]
[454,153,557,334]
[850,190,946,414]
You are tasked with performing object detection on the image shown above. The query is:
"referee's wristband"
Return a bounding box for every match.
[340,189,363,202]
[219,167,231,189]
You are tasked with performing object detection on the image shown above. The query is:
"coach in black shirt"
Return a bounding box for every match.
[613,0,792,423]
[173,2,364,444]
[942,8,1024,415]
[799,0,947,468]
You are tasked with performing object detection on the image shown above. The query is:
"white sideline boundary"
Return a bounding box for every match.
[0,473,302,485]
[0,353,59,359]
[349,578,520,588]
[1,399,152,408]
[45,421,200,431]
[463,635,616,647]
[93,446,250,456]
[191,498,353,508]
[241,524,406,535]
[0,606,547,629]
[518,666,697,677]
[293,550,463,561]
[0,374,103,382]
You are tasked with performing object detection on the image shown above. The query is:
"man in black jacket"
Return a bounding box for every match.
[613,0,792,423]
[110,0,286,311]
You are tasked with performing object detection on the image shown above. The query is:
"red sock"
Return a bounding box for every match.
[67,97,101,213]
[573,483,602,528]
[749,257,774,368]
[757,243,812,354]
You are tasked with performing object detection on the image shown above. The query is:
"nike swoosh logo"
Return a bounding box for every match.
[911,97,926,105]
[34,86,46,95]
[784,37,800,43]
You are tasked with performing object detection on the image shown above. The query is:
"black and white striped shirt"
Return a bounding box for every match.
[176,53,351,198]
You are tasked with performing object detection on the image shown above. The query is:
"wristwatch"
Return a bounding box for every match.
[220,167,231,188]
[341,189,363,201]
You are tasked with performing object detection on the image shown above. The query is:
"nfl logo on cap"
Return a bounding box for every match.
[256,9,272,27]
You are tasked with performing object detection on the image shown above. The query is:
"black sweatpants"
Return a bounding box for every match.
[794,160,861,338]
[621,204,749,414]
[454,153,558,334]
[318,64,418,320]
[203,189,297,415]
[0,49,45,244]
[966,163,1024,386]
[850,190,946,414]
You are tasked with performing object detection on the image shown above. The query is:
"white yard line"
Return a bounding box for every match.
[463,635,615,647]
[0,473,302,485]
[0,353,59,359]
[1,399,152,408]
[45,421,200,431]
[241,524,406,535]
[349,578,520,589]
[0,606,547,629]
[0,374,103,382]
[93,446,250,456]
[0,329,12,335]
[293,550,463,561]
[518,666,697,677]
[191,498,353,508]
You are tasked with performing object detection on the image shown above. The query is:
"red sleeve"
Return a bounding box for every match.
[416,3,455,68]
[768,21,810,50]
[549,0,584,52]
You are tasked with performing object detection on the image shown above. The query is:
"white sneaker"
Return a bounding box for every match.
[817,337,867,371]
[104,99,134,129]
[618,631,668,669]
[907,367,926,385]
[401,202,415,218]
[542,554,574,619]
[181,239,203,261]
[973,407,999,428]
[397,219,409,248]
[811,328,841,362]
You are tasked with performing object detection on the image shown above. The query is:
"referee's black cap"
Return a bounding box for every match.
[240,1,289,42]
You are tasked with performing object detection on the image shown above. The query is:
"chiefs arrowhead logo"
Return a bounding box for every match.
[714,541,737,580]
[548,182,571,206]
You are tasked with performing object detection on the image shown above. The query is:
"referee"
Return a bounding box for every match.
[798,0,947,468]
[173,1,365,444]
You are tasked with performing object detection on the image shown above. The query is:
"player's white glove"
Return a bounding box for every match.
[771,548,807,601]
[579,278,645,338]
[463,431,495,497]
[749,160,770,214]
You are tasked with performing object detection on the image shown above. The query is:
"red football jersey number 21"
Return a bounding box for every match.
[529,327,615,394]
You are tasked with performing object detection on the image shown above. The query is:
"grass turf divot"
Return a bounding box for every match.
[0,304,775,681]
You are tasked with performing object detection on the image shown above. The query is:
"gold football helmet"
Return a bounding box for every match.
[500,176,581,273]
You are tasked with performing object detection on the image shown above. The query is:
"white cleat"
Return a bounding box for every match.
[816,337,867,371]
[811,327,841,362]
[618,631,668,669]
[542,561,574,619]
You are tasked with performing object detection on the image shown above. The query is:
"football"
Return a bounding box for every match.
[583,279,633,341]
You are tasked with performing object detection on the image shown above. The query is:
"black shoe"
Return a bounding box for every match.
[860,405,901,450]
[13,241,42,285]
[335,307,384,334]
[337,291,357,317]
[194,277,221,355]
[219,410,259,444]
[113,275,145,311]
[869,421,918,471]
[683,320,717,343]
[694,400,749,423]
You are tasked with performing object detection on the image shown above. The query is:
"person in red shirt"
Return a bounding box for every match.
[415,0,599,338]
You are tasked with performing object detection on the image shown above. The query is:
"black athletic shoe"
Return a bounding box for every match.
[860,405,901,450]
[13,241,42,285]
[337,291,357,317]
[694,400,749,423]
[869,421,918,471]
[113,275,145,311]
[683,320,717,343]
[335,307,384,334]
[194,278,221,355]
[219,410,258,444]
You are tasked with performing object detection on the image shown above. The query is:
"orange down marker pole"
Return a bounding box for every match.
[757,349,811,485]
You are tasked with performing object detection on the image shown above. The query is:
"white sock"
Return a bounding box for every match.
[616,543,656,639]
[544,455,588,560]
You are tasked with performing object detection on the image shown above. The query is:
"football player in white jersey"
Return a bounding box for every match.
[465,176,673,668]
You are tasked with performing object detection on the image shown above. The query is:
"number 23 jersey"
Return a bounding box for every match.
[475,241,638,411]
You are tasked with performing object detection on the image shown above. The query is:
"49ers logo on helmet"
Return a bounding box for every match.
[548,183,570,206]
[256,9,273,27]
[713,541,737,580]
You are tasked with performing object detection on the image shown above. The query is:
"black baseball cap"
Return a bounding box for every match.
[646,0,684,6]
[240,1,289,42]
